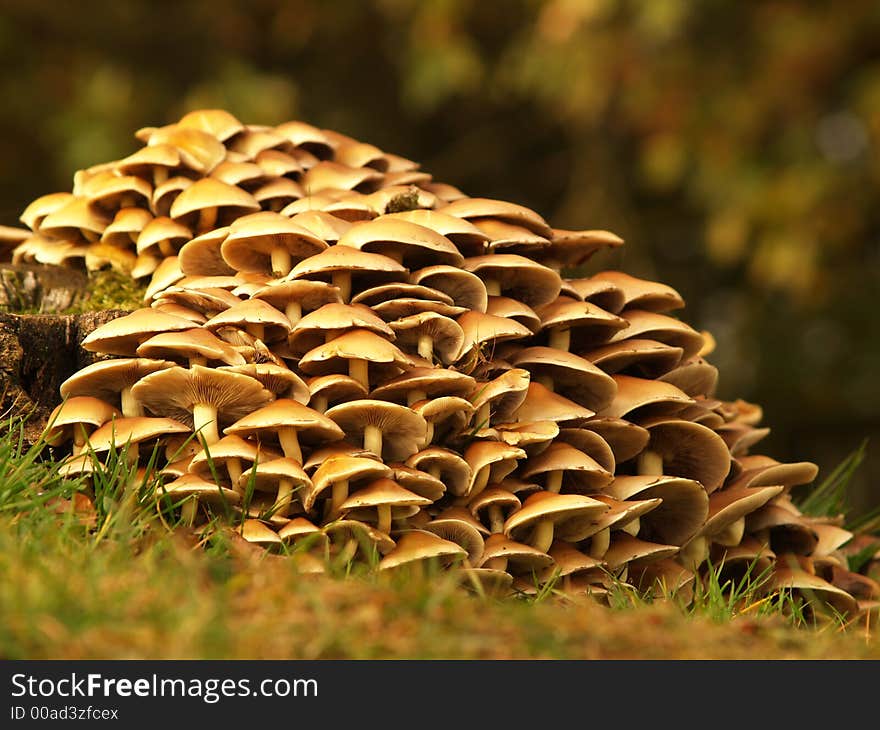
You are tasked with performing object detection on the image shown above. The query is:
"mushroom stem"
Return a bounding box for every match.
[588,527,610,559]
[487,505,505,534]
[278,427,303,463]
[337,537,358,565]
[227,458,243,491]
[548,328,571,352]
[275,478,294,517]
[714,517,745,547]
[417,334,434,361]
[407,390,427,407]
[485,279,501,296]
[483,556,508,571]
[532,520,555,553]
[153,168,169,187]
[247,323,266,342]
[159,239,176,258]
[329,479,349,519]
[285,301,303,325]
[364,425,383,457]
[621,517,641,537]
[424,420,434,446]
[545,470,563,494]
[73,424,90,454]
[376,504,392,534]
[637,449,664,476]
[475,402,491,429]
[332,271,352,303]
[189,356,208,368]
[349,359,370,390]
[680,536,708,570]
[198,206,218,233]
[121,387,143,417]
[271,246,292,277]
[536,374,555,392]
[181,497,197,526]
[193,403,219,445]
[470,465,490,499]
[311,395,328,413]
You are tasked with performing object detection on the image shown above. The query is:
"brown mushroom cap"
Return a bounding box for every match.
[177,108,245,142]
[136,327,247,367]
[287,210,353,243]
[297,329,412,387]
[519,441,614,494]
[87,415,191,453]
[440,197,553,238]
[224,398,344,454]
[378,529,468,571]
[580,418,651,464]
[220,212,328,276]
[478,533,555,574]
[599,374,694,421]
[306,455,393,512]
[390,311,465,365]
[456,311,533,365]
[307,374,369,411]
[602,534,680,571]
[325,399,428,461]
[383,209,489,256]
[410,264,488,312]
[148,126,227,174]
[582,339,685,379]
[640,419,732,493]
[289,245,408,301]
[60,357,177,413]
[337,217,464,267]
[81,309,196,357]
[158,473,240,506]
[511,346,617,413]
[203,299,293,344]
[288,303,395,355]
[512,381,596,426]
[565,277,627,314]
[539,228,624,268]
[370,367,476,406]
[178,226,236,276]
[44,397,121,448]
[252,279,343,323]
[462,254,561,308]
[607,310,705,361]
[405,447,472,497]
[218,363,310,404]
[538,296,630,349]
[590,271,685,312]
[423,515,486,565]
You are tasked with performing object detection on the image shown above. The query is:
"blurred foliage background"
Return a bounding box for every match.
[1,0,878,514]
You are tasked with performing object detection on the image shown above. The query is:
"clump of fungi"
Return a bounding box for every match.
[15,109,879,618]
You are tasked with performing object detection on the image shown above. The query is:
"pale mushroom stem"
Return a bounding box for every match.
[424,421,434,446]
[275,478,294,517]
[537,374,555,392]
[227,458,243,491]
[73,424,91,455]
[376,504,392,534]
[328,479,350,519]
[417,334,434,361]
[332,271,352,303]
[483,556,508,571]
[532,520,555,553]
[337,538,358,565]
[589,527,611,559]
[119,386,144,418]
[82,230,100,243]
[181,498,198,527]
[311,395,328,413]
[188,356,208,367]
[470,465,490,499]
[622,517,641,537]
[192,403,220,445]
[364,425,383,458]
[153,168,169,187]
[407,390,426,407]
[545,470,563,493]
[198,207,218,233]
[247,323,266,341]
[485,280,501,296]
[278,427,303,463]
[285,301,303,325]
[680,536,708,570]
[715,517,745,547]
[475,402,491,428]
[548,328,571,352]
[349,359,369,390]
[271,247,292,277]
[487,505,505,533]
[637,450,664,476]
[159,239,176,257]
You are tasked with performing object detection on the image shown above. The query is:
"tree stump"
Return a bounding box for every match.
[0,263,89,313]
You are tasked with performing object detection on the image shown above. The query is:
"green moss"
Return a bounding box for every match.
[63,269,146,314]
[384,188,421,214]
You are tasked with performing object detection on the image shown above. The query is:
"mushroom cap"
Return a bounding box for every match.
[468,486,522,522]
[485,296,542,334]
[583,338,685,379]
[544,540,605,580]
[606,475,709,546]
[411,264,488,312]
[423,516,485,565]
[643,419,732,492]
[135,216,192,256]
[581,418,651,464]
[565,277,627,314]
[462,254,561,308]
[325,399,428,461]
[440,197,553,238]
[370,367,476,404]
[80,309,196,357]
[603,534,680,571]
[169,177,260,223]
[178,226,236,276]
[60,357,177,402]
[158,473,240,505]
[383,209,489,255]
[339,477,432,512]
[220,213,328,274]
[277,516,326,545]
[512,381,596,426]
[519,441,614,493]
[289,303,395,355]
[728,455,819,492]
[769,566,859,616]
[239,456,312,494]
[203,299,293,343]
[131,365,275,430]
[390,312,465,364]
[469,368,531,420]
[87,416,191,452]
[148,126,227,174]
[475,218,551,254]
[353,281,455,309]
[405,447,472,497]
[136,327,247,366]
[290,245,408,289]
[558,493,664,542]
[287,210,353,243]
[378,529,468,571]
[307,374,369,409]
[44,397,121,445]
[538,296,630,344]
[187,434,269,478]
[608,310,705,361]
[301,160,383,194]
[218,364,309,403]
[102,206,154,246]
[144,256,186,301]
[463,441,527,489]
[298,329,412,377]
[554,428,616,473]
[599,374,694,421]
[456,311,533,362]
[479,533,555,572]
[511,346,617,412]
[701,485,786,539]
[240,519,283,545]
[224,398,344,444]
[20,191,75,230]
[39,195,110,241]
[337,217,464,267]
[590,271,685,312]
[177,108,245,142]
[503,491,609,543]
[252,279,343,313]
[306,455,393,511]
[659,359,720,397]
[540,228,624,267]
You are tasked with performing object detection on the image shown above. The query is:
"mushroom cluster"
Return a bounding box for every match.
[24,109,879,616]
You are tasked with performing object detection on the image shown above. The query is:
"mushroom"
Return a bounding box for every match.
[510,346,617,412]
[224,398,344,463]
[337,216,464,268]
[289,245,408,303]
[43,397,121,454]
[590,271,685,312]
[461,254,561,307]
[538,228,624,270]
[389,312,464,365]
[60,358,177,417]
[306,454,392,519]
[130,365,274,445]
[405,447,472,498]
[378,530,467,573]
[252,279,342,326]
[536,296,630,352]
[410,264,488,312]
[339,478,432,534]
[169,177,260,233]
[297,329,412,391]
[203,299,293,345]
[238,456,312,518]
[325,399,428,462]
[288,303,395,356]
[503,491,608,554]
[370,367,476,408]
[136,327,247,367]
[462,441,527,499]
[136,216,192,260]
[187,434,278,492]
[440,197,553,239]
[519,441,614,494]
[478,533,555,577]
[383,209,489,256]
[80,309,196,357]
[468,487,522,534]
[158,473,240,526]
[220,212,328,277]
